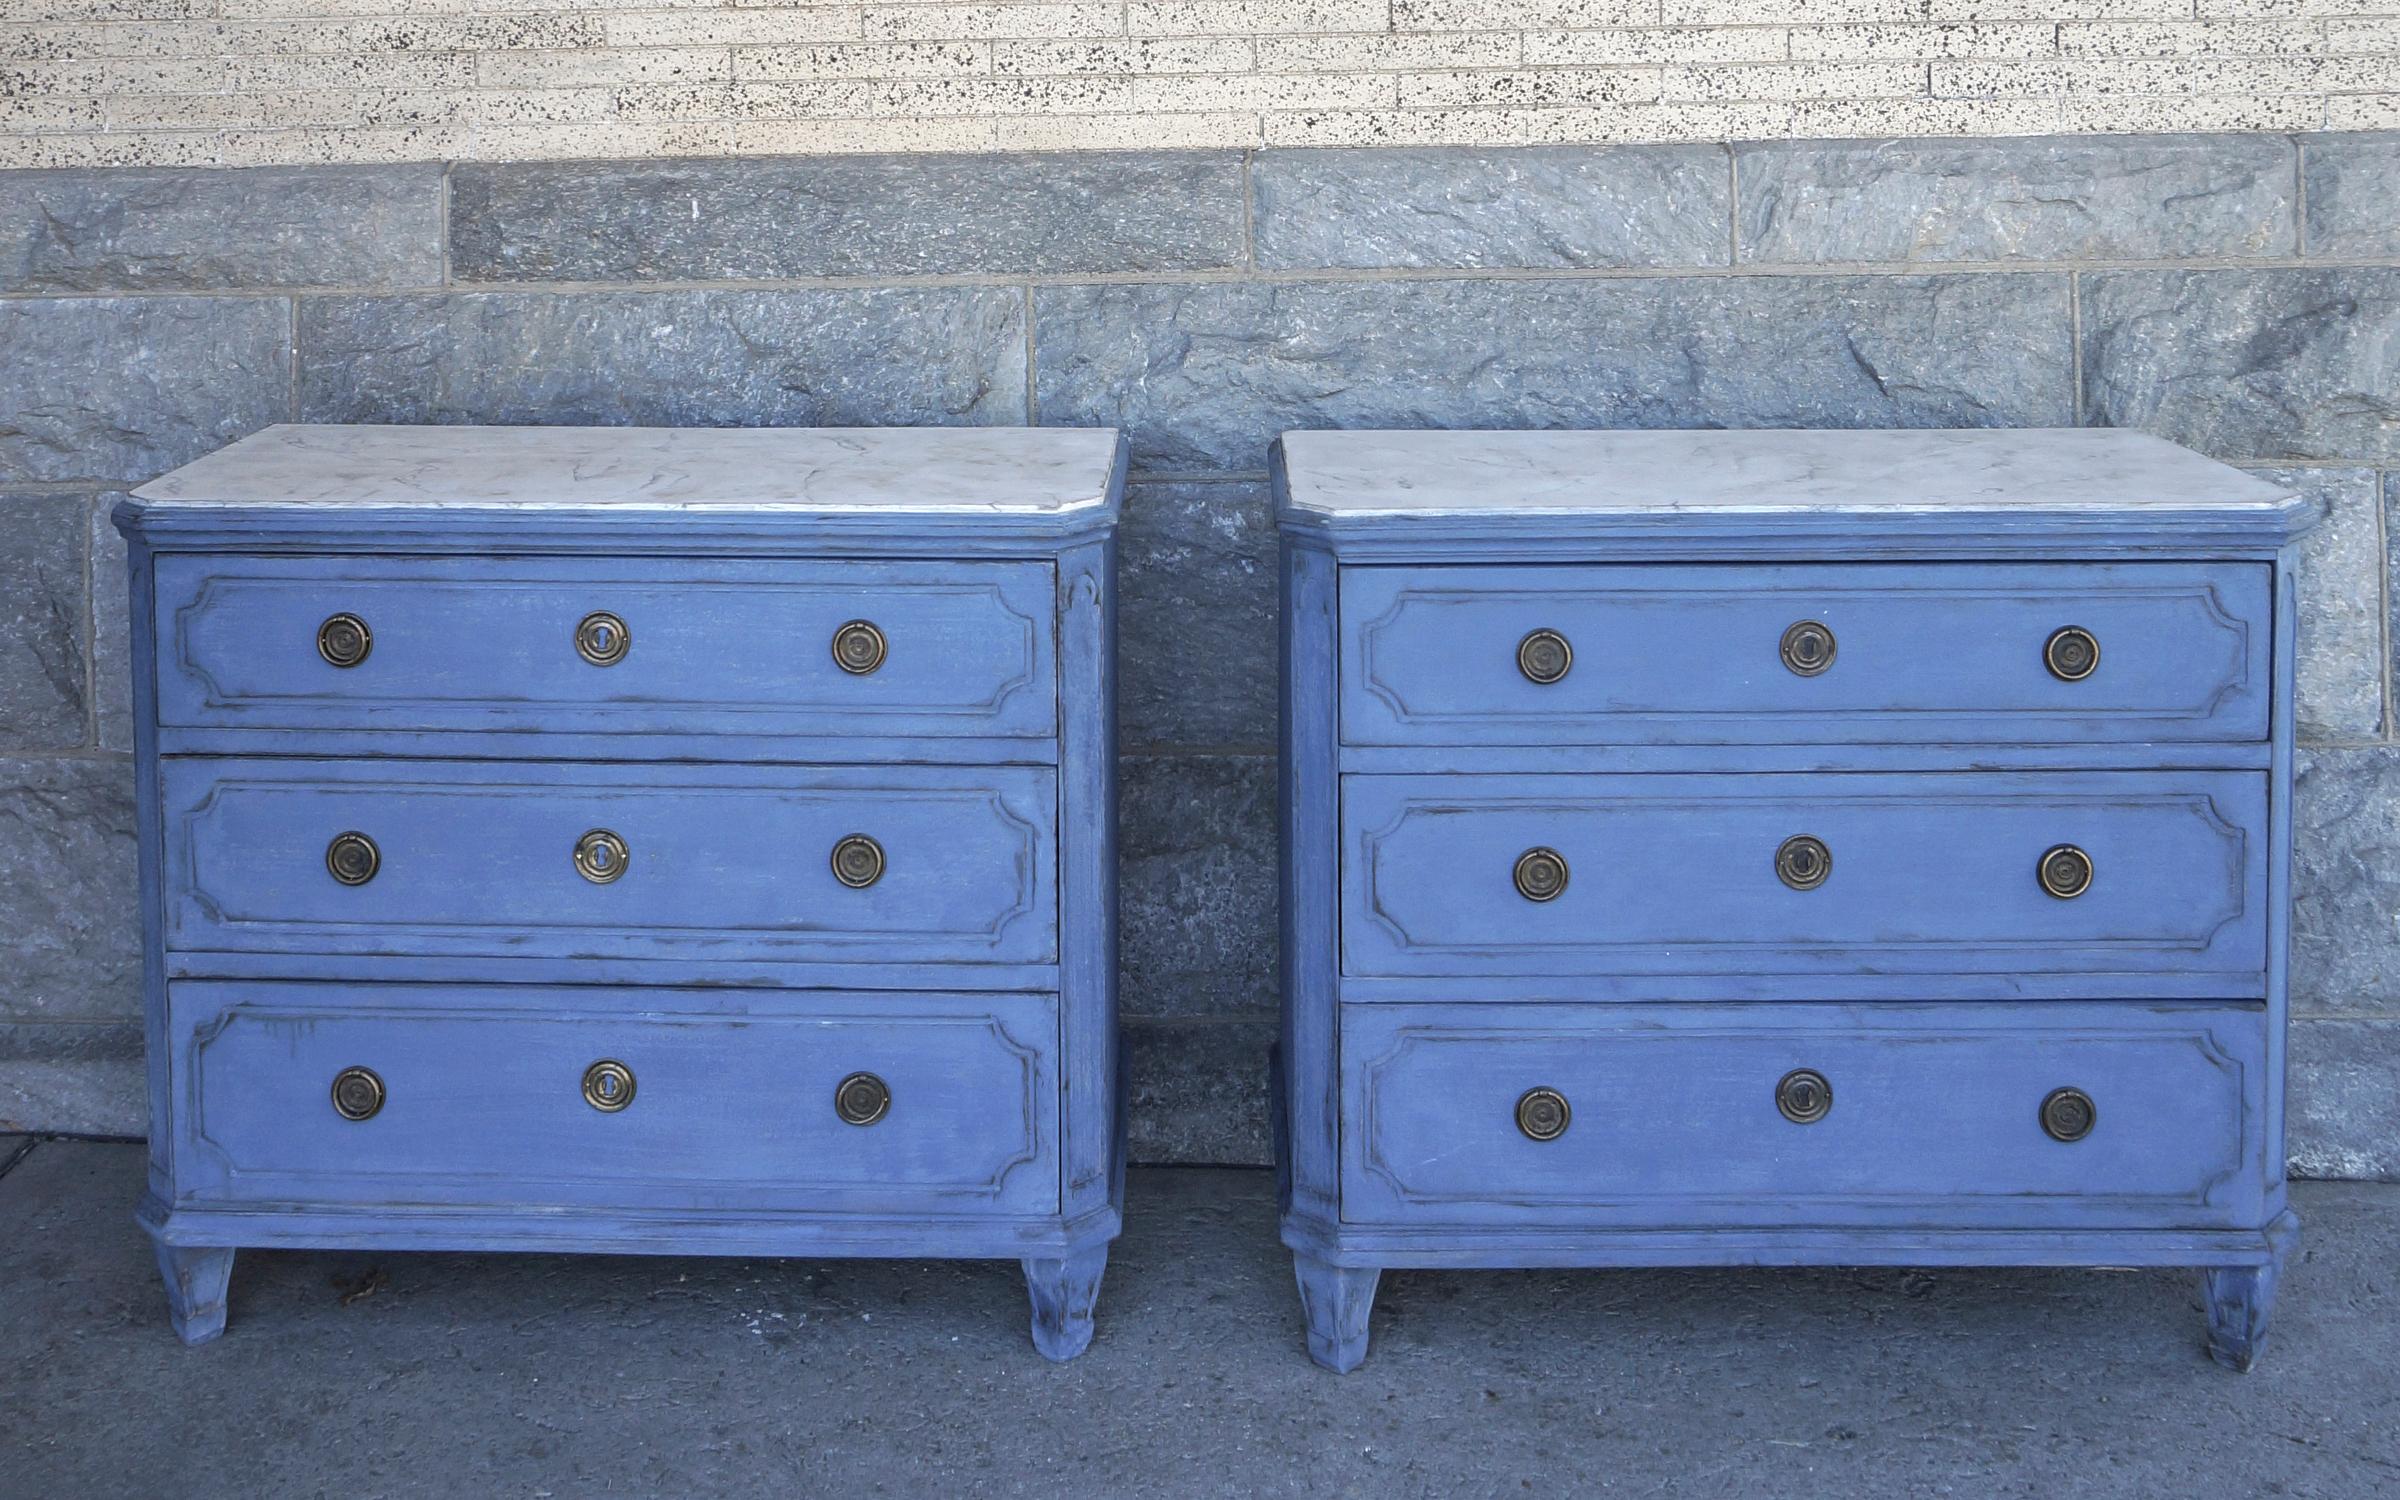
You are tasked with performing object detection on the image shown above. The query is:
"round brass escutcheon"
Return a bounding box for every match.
[325,831,380,886]
[575,611,630,667]
[1516,628,1573,686]
[2045,625,2100,683]
[2041,1086,2097,1143]
[330,1066,385,1122]
[1777,1068,1833,1124]
[1513,846,1569,903]
[574,828,630,885]
[1776,834,1832,892]
[832,620,887,676]
[831,834,885,889]
[1515,1086,1571,1142]
[582,1060,635,1113]
[835,1071,891,1126]
[2038,843,2093,900]
[317,612,372,669]
[1780,620,1836,677]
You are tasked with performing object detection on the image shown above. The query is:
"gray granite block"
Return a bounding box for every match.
[1252,145,1730,271]
[0,164,442,293]
[0,296,291,484]
[2293,747,2400,1013]
[1736,134,2296,266]
[0,493,88,752]
[2274,466,2384,742]
[0,1022,142,1137]
[0,756,137,1024]
[2290,1018,2400,1182]
[2302,134,2400,261]
[2081,268,2400,465]
[1125,1017,1272,1167]
[450,152,1244,283]
[297,287,1028,428]
[88,496,130,753]
[1036,274,2073,473]
[1119,480,1275,749]
[1121,753,1275,1021]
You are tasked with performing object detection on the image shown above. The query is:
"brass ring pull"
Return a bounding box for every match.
[832,620,887,675]
[1775,835,1831,891]
[2038,843,2092,900]
[1516,629,1572,685]
[330,1066,384,1122]
[325,831,380,886]
[576,611,630,666]
[1512,847,1568,903]
[1777,1068,1833,1124]
[582,1060,635,1112]
[1515,1087,1570,1142]
[574,829,629,884]
[2041,1087,2097,1142]
[317,612,372,668]
[2045,626,2100,682]
[831,834,885,889]
[835,1071,891,1126]
[1780,620,1835,677]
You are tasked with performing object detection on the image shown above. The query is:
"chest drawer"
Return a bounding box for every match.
[166,983,1059,1215]
[1340,1002,2267,1230]
[153,555,1059,743]
[162,759,1055,967]
[1342,771,2265,983]
[1341,563,2269,746]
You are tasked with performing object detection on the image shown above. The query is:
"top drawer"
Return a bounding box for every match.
[152,555,1058,743]
[1341,562,2270,747]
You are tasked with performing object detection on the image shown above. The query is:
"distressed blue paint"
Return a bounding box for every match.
[118,425,1126,1356]
[1274,428,2316,1372]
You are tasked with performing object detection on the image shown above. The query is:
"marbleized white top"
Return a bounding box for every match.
[132,425,1123,512]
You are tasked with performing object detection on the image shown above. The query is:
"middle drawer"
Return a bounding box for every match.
[161,758,1056,966]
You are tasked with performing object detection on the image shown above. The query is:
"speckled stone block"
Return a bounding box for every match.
[1036,273,2074,473]
[0,1022,142,1137]
[1119,480,1275,748]
[296,288,1029,428]
[0,493,89,752]
[2290,1019,2400,1182]
[1736,134,2297,265]
[88,495,131,753]
[0,165,442,293]
[1120,753,1275,1020]
[2272,466,2383,742]
[0,297,290,484]
[2081,268,2400,465]
[1251,144,1730,270]
[450,152,1245,282]
[2293,747,2400,1014]
[2302,135,2400,261]
[1124,1017,1272,1166]
[0,756,137,1024]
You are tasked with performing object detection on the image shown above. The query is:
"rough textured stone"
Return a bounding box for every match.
[450,153,1245,282]
[2293,747,2400,1014]
[1118,480,1275,749]
[0,756,137,1023]
[1251,144,1731,271]
[2080,268,2400,465]
[0,493,88,751]
[297,288,1028,428]
[2302,134,2400,261]
[1736,134,2297,265]
[2273,466,2383,742]
[0,296,291,484]
[1120,753,1274,1020]
[1125,1018,1271,1166]
[88,495,131,754]
[1036,274,2074,473]
[0,165,442,293]
[0,1022,141,1137]
[2290,1018,2400,1182]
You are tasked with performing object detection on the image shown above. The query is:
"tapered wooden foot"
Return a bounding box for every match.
[2203,1214,2299,1372]
[1294,1253,1380,1372]
[1022,1245,1108,1361]
[154,1243,235,1346]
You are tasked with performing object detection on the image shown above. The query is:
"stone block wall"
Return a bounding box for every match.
[1,131,2396,1175]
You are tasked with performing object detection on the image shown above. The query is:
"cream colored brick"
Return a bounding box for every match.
[1666,0,1920,26]
[221,123,474,163]
[2060,91,2330,128]
[1934,56,2341,94]
[1526,26,1786,65]
[9,0,214,20]
[1787,22,2059,60]
[738,41,991,78]
[477,45,733,88]
[1927,0,2192,16]
[996,106,1258,145]
[1393,0,1649,29]
[6,51,475,95]
[1780,93,2064,134]
[1260,106,1534,146]
[0,130,222,169]
[997,37,1255,72]
[1256,32,1517,70]
[2327,19,2400,50]
[868,4,1125,41]
[1132,1,1391,38]
[1396,67,1667,108]
[0,93,110,131]
[2058,20,2335,55]
[472,118,737,159]
[732,113,999,151]
[1661,60,1929,100]
[2196,0,2395,17]
[2326,91,2400,126]
[605,8,866,46]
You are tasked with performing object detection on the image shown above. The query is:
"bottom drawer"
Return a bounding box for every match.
[1340,1002,2268,1231]
[168,982,1059,1216]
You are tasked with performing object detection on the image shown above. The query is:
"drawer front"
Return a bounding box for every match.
[167,984,1058,1214]
[1343,771,2265,981]
[1340,1002,2267,1230]
[163,759,1055,966]
[1341,563,2270,746]
[153,555,1058,741]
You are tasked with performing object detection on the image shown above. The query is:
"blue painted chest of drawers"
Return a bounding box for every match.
[1272,428,2318,1372]
[118,424,1126,1357]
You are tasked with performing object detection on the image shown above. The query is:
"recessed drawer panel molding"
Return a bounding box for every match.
[1341,562,2269,746]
